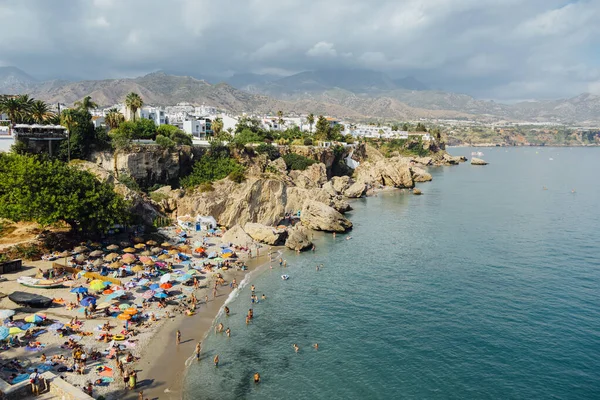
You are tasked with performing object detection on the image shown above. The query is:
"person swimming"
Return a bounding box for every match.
[224,306,230,316]
[254,372,261,383]
[313,343,319,350]
[226,328,231,337]
[293,343,299,353]
[213,355,219,367]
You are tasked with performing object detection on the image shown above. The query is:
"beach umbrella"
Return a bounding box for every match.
[90,242,102,248]
[132,265,144,273]
[212,257,224,262]
[0,326,8,340]
[222,253,233,259]
[70,287,88,294]
[122,254,136,264]
[103,289,114,295]
[80,297,97,307]
[89,250,104,258]
[134,243,146,250]
[194,247,205,253]
[142,260,155,267]
[24,314,45,324]
[93,259,104,267]
[207,252,217,259]
[168,249,179,255]
[142,290,155,299]
[106,244,120,251]
[160,283,172,290]
[104,253,119,262]
[139,256,151,263]
[8,327,23,335]
[158,254,170,261]
[74,246,89,254]
[149,283,160,290]
[118,303,131,310]
[62,280,79,287]
[151,247,162,254]
[133,237,145,244]
[75,254,86,262]
[140,250,152,256]
[123,247,136,253]
[154,292,168,299]
[154,287,165,293]
[96,302,111,310]
[160,273,172,283]
[120,241,131,248]
[138,279,149,286]
[124,308,138,315]
[89,280,106,291]
[161,242,171,248]
[117,313,131,321]
[48,322,64,331]
[107,290,126,300]
[58,251,71,258]
[177,274,193,282]
[222,248,233,254]
[109,261,123,269]
[146,240,158,246]
[219,244,229,249]
[0,309,16,319]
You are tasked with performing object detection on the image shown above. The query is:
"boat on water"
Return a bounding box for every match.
[281,275,289,280]
[471,151,484,156]
[17,276,65,289]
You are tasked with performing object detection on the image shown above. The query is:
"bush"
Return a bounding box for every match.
[198,182,214,192]
[303,138,313,146]
[118,174,141,192]
[228,169,246,183]
[255,143,280,160]
[156,134,176,149]
[180,154,245,188]
[282,153,317,171]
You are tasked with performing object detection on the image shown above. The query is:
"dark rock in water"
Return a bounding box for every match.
[9,291,53,308]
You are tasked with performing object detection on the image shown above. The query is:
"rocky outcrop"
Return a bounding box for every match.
[471,157,488,165]
[285,225,313,251]
[90,146,195,186]
[354,157,414,189]
[291,163,328,189]
[414,157,433,166]
[410,166,433,182]
[413,188,422,195]
[221,225,253,247]
[244,223,287,245]
[344,182,367,198]
[300,200,353,232]
[440,153,467,165]
[331,176,351,193]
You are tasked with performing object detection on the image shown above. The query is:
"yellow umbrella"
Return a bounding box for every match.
[168,249,179,255]
[132,265,144,272]
[117,313,131,321]
[146,240,158,246]
[134,243,146,249]
[142,259,155,266]
[123,247,136,253]
[90,281,105,291]
[133,237,145,244]
[109,261,123,269]
[222,253,233,258]
[104,253,119,261]
[158,254,170,260]
[9,327,23,335]
[161,242,171,248]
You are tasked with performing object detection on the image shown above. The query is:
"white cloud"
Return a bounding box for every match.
[251,40,290,60]
[90,16,110,28]
[306,42,337,57]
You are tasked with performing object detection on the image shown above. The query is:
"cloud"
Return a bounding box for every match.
[0,0,598,100]
[306,42,337,57]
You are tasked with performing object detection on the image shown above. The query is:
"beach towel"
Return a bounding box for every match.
[33,330,47,337]
[12,373,30,384]
[101,377,114,383]
[99,369,113,377]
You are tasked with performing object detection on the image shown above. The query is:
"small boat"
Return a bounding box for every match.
[281,275,289,280]
[9,291,53,308]
[17,277,65,289]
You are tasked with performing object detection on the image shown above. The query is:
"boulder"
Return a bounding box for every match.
[221,224,254,247]
[300,200,353,232]
[354,157,414,189]
[344,182,367,198]
[321,181,338,197]
[293,163,328,189]
[267,157,287,174]
[413,188,422,195]
[285,225,313,251]
[331,176,351,194]
[410,166,433,182]
[471,157,488,165]
[414,157,433,166]
[244,223,287,245]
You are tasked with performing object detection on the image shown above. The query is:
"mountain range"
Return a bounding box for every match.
[1,66,599,123]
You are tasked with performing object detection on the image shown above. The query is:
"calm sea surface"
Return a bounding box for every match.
[183,147,600,400]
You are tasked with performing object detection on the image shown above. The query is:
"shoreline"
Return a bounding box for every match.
[125,250,277,400]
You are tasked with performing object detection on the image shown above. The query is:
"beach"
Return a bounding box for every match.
[0,227,267,399]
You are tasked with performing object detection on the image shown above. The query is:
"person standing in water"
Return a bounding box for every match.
[226,328,231,337]
[293,344,299,353]
[195,342,201,360]
[254,372,261,383]
[213,355,219,367]
[176,330,181,345]
[313,343,319,350]
[224,306,230,316]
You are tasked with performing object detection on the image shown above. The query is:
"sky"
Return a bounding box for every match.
[0,0,599,101]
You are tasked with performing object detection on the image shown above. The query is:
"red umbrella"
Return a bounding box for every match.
[160,283,173,290]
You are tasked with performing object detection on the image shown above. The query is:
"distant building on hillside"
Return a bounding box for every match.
[12,124,67,156]
[183,119,208,139]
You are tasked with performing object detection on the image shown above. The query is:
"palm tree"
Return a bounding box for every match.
[74,95,98,112]
[211,117,223,136]
[125,92,143,121]
[0,97,23,126]
[307,113,315,134]
[60,109,78,162]
[105,108,125,130]
[277,110,284,128]
[30,100,55,124]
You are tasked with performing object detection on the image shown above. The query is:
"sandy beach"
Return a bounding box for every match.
[0,227,269,399]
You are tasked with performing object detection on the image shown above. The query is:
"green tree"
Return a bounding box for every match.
[232,128,261,146]
[105,108,124,130]
[415,122,428,132]
[402,123,410,131]
[60,109,78,162]
[30,100,54,124]
[125,92,143,121]
[0,95,34,125]
[277,110,285,127]
[74,96,98,112]
[306,113,315,134]
[0,153,130,234]
[315,115,330,141]
[211,117,224,136]
[181,152,245,188]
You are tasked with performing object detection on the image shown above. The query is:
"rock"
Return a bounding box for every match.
[267,157,287,174]
[442,153,459,165]
[293,163,328,189]
[414,157,433,166]
[285,225,313,251]
[354,157,414,189]
[413,188,422,195]
[300,200,353,232]
[321,181,338,197]
[344,182,367,198]
[471,157,488,165]
[244,223,287,245]
[410,166,433,182]
[331,176,351,193]
[221,225,254,247]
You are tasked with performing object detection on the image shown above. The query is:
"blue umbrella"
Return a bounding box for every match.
[48,322,64,331]
[208,252,217,259]
[177,274,192,282]
[0,326,8,340]
[70,287,88,294]
[221,248,233,254]
[138,279,149,286]
[106,290,126,301]
[149,283,160,290]
[80,297,96,307]
[154,292,168,299]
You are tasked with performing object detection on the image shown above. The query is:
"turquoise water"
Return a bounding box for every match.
[183,147,600,400]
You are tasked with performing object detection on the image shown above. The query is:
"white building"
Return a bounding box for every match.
[140,106,166,126]
[183,119,208,138]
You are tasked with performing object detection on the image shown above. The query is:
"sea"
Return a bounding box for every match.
[183,147,600,400]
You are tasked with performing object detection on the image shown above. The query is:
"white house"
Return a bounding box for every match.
[183,119,208,138]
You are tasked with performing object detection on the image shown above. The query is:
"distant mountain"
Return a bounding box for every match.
[2,68,599,123]
[0,66,37,93]
[393,76,429,91]
[224,73,279,91]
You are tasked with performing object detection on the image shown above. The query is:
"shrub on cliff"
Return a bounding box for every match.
[255,143,280,161]
[181,154,245,188]
[282,153,317,171]
[156,134,176,149]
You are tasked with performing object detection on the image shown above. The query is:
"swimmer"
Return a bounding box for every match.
[195,342,201,360]
[346,236,352,240]
[313,343,319,350]
[254,372,261,383]
[215,323,224,333]
[293,343,299,353]
[283,260,287,267]
[213,355,219,367]
[245,316,250,325]
[316,265,320,271]
[333,232,336,238]
[226,328,231,337]
[261,294,266,300]
[224,306,230,316]
[251,285,255,293]
[543,186,548,190]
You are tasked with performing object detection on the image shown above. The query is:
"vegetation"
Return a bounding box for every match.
[181,148,245,188]
[0,153,131,235]
[255,143,280,160]
[125,92,144,121]
[282,153,317,171]
[0,95,56,124]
